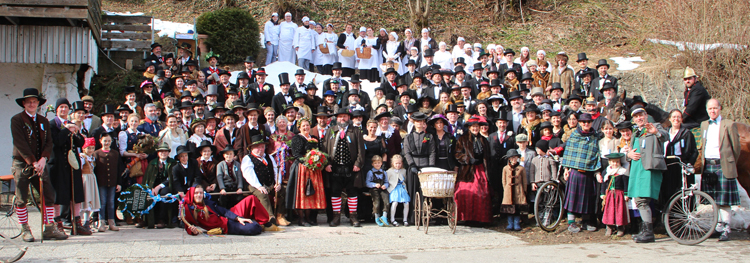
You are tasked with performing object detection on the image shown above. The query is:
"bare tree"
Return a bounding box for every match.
[406,0,431,31]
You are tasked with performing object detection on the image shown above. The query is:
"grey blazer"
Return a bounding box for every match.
[638,124,669,171]
[216,160,244,191]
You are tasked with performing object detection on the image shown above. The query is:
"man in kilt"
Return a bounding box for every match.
[698,99,741,241]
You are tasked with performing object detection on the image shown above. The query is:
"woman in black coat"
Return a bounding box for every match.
[51,104,87,234]
[659,110,698,209]
[427,115,457,171]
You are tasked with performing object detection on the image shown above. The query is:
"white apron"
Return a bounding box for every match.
[278,21,297,63]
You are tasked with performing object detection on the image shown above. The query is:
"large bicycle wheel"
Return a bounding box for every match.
[664,190,717,245]
[534,181,564,232]
[446,198,457,234]
[414,193,422,230]
[0,197,22,239]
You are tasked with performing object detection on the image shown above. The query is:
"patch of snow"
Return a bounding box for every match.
[229,61,380,96]
[647,38,747,51]
[609,56,645,71]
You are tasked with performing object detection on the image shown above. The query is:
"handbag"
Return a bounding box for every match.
[305,178,315,196]
[68,136,80,170]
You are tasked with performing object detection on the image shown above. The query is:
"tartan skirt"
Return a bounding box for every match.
[564,169,597,214]
[701,162,740,206]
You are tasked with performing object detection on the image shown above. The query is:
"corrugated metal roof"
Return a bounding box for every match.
[0,25,98,71]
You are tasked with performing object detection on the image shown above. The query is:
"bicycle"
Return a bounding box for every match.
[0,184,40,239]
[662,156,718,245]
[533,179,566,232]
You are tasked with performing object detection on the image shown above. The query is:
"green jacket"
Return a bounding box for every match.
[142,158,177,192]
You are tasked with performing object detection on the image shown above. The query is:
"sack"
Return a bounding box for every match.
[129,159,145,178]
[702,171,719,186]
[305,178,315,196]
[318,44,329,54]
[68,135,80,170]
[356,47,372,59]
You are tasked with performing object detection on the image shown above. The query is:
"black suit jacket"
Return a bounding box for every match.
[322,78,350,96]
[465,76,488,97]
[379,81,398,95]
[271,92,294,115]
[498,63,522,78]
[401,70,417,87]
[249,82,275,108]
[682,81,711,128]
[591,75,619,93]
[170,159,202,193]
[418,64,437,76]
[91,125,121,151]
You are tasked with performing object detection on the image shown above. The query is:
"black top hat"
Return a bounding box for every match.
[503,48,516,56]
[244,56,255,63]
[422,49,434,57]
[278,72,291,85]
[350,74,361,83]
[418,95,436,108]
[454,57,466,66]
[496,110,511,121]
[218,70,231,77]
[164,53,174,60]
[314,107,330,117]
[294,69,306,76]
[347,89,361,98]
[410,112,429,121]
[193,98,206,106]
[55,98,71,110]
[331,62,343,71]
[490,78,503,87]
[71,101,86,112]
[459,83,472,90]
[101,104,117,116]
[156,70,166,78]
[236,71,251,80]
[520,72,534,82]
[453,66,466,76]
[539,121,553,130]
[596,59,610,69]
[399,91,413,100]
[124,86,137,95]
[179,101,194,109]
[406,104,420,113]
[195,140,216,153]
[631,95,647,106]
[576,53,589,62]
[430,68,442,76]
[445,104,459,113]
[385,93,397,101]
[175,145,191,156]
[256,68,268,76]
[384,67,399,76]
[440,69,454,76]
[504,69,518,77]
[507,90,523,101]
[150,43,162,50]
[204,111,218,121]
[473,62,484,71]
[550,82,563,92]
[579,68,595,78]
[116,104,133,113]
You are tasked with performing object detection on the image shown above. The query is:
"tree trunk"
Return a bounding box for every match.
[407,0,431,31]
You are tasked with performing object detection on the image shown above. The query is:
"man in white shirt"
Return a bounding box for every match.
[241,136,281,227]
[698,99,742,241]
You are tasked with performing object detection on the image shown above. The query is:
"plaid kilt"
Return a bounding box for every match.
[564,169,597,214]
[701,162,740,206]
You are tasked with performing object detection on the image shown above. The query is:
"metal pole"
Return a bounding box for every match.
[70,136,77,236]
[38,170,44,244]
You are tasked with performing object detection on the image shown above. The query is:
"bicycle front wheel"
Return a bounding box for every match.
[664,190,718,245]
[0,197,22,239]
[534,181,564,232]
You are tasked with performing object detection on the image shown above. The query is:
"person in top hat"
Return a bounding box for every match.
[591,59,618,93]
[249,68,274,107]
[271,73,295,115]
[303,82,323,115]
[235,71,256,105]
[574,53,598,85]
[11,88,67,241]
[418,48,437,76]
[321,108,365,227]
[146,43,164,65]
[466,62,489,97]
[454,114,492,224]
[401,112,435,223]
[291,69,308,94]
[401,59,419,86]
[498,48,523,79]
[90,105,121,150]
[376,67,399,95]
[681,66,711,129]
[322,62,351,95]
[243,56,257,83]
[488,110,516,202]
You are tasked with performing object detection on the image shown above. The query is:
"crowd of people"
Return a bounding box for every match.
[10,14,744,245]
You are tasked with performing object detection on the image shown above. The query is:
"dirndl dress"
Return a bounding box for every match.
[389,180,411,203]
[602,189,629,226]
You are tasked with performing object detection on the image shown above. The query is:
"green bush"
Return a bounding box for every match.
[196,8,261,64]
[88,69,144,113]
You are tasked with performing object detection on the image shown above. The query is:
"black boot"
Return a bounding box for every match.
[632,221,645,240]
[634,223,655,243]
[329,212,341,227]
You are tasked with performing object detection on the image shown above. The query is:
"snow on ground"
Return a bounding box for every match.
[104,11,194,37]
[609,56,644,71]
[647,38,747,51]
[229,61,381,96]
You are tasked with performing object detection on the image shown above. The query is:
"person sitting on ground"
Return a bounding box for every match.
[181,185,271,236]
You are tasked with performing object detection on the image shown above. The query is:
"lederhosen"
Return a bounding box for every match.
[330,132,357,197]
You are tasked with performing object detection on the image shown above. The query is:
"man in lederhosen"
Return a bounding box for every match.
[323,108,365,227]
[698,99,741,241]
[10,88,68,241]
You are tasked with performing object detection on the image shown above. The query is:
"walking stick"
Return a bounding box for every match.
[70,135,77,236]
[37,169,44,244]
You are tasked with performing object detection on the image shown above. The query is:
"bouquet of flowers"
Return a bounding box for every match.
[300,148,329,171]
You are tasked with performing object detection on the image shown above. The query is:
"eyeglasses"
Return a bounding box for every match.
[579,121,593,124]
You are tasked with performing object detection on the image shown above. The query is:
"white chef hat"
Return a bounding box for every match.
[487,44,496,50]
[496,45,504,51]
[359,26,366,32]
[537,50,546,56]
[439,42,447,47]
[457,37,465,42]
[421,28,429,33]
[301,16,310,22]
[272,13,278,17]
[284,12,292,17]
[309,21,316,26]
[410,47,419,51]
[464,44,472,49]
[473,43,482,48]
